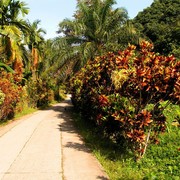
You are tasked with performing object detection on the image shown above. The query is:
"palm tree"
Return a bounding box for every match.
[0,0,29,27]
[0,0,29,59]
[0,0,30,76]
[25,20,46,79]
[55,0,128,78]
[38,39,54,79]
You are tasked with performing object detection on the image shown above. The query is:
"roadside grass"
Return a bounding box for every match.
[14,107,37,119]
[0,107,36,127]
[0,100,60,126]
[0,93,67,126]
[71,104,180,180]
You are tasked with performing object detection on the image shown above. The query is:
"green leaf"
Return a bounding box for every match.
[0,62,14,73]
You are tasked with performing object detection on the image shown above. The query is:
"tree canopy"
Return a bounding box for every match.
[134,0,180,57]
[57,0,129,72]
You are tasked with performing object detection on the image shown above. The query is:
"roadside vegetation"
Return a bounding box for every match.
[0,0,66,123]
[0,0,179,179]
[72,103,180,179]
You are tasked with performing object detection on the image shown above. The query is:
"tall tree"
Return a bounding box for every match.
[57,0,128,72]
[0,0,30,75]
[134,0,180,57]
[25,20,46,79]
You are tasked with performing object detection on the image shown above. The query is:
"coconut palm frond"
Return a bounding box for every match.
[0,62,14,73]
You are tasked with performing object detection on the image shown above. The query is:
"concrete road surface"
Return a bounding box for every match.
[0,95,109,180]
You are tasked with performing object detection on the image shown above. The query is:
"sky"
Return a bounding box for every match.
[25,0,154,39]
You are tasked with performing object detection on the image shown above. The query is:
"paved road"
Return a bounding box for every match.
[0,96,109,180]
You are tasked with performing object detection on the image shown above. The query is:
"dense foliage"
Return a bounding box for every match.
[0,0,62,121]
[73,103,180,179]
[0,0,180,177]
[0,71,22,120]
[70,41,180,158]
[55,0,142,77]
[134,0,180,57]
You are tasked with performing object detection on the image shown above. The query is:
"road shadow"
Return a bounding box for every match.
[64,141,91,153]
[97,176,109,180]
[49,96,110,179]
[47,98,73,113]
[49,98,90,152]
[56,101,92,153]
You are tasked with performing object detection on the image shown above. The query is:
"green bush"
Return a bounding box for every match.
[26,78,55,108]
[72,103,180,179]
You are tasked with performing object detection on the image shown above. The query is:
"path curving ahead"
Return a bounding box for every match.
[0,95,109,180]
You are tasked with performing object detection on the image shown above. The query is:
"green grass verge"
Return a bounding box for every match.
[0,95,67,126]
[14,107,37,119]
[71,104,180,180]
[0,107,37,127]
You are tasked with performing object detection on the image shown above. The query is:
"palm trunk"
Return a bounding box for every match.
[32,47,38,80]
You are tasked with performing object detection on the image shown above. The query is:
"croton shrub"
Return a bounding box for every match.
[0,60,25,121]
[0,71,23,121]
[70,41,180,158]
[0,59,56,121]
